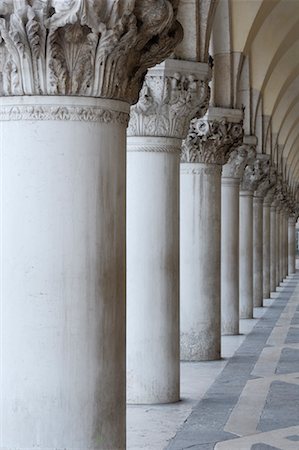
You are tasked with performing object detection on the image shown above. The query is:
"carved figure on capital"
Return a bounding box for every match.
[128,69,210,139]
[180,117,243,164]
[255,165,277,199]
[241,156,269,192]
[0,0,182,102]
[222,143,256,179]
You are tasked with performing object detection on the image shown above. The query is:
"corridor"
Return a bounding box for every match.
[128,270,299,450]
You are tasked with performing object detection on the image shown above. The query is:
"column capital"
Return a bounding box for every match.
[222,142,256,179]
[128,59,211,139]
[0,0,182,103]
[255,164,277,200]
[241,154,268,193]
[181,107,243,164]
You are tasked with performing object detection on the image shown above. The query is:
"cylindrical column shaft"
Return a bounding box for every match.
[284,213,289,277]
[2,97,128,449]
[263,201,271,299]
[253,195,264,307]
[276,208,281,286]
[127,137,181,404]
[270,205,277,292]
[221,177,240,335]
[289,217,297,274]
[180,163,222,361]
[279,210,284,281]
[239,191,254,318]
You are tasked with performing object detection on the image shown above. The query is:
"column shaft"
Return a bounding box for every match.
[180,163,222,360]
[284,213,289,277]
[276,209,281,286]
[221,177,240,335]
[270,205,277,292]
[280,210,284,281]
[263,201,271,298]
[288,218,296,274]
[240,191,254,318]
[253,195,264,307]
[127,137,180,403]
[2,97,128,449]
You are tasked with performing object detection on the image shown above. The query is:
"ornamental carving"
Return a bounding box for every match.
[127,71,210,139]
[255,165,277,198]
[181,117,243,165]
[0,104,129,123]
[241,157,268,192]
[0,0,182,103]
[222,143,256,179]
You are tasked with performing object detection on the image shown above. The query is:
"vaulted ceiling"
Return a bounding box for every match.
[176,0,299,202]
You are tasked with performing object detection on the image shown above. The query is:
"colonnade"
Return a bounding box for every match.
[1,2,299,450]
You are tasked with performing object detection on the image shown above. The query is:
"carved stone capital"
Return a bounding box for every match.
[128,59,211,139]
[0,0,182,103]
[222,143,255,179]
[255,163,277,199]
[181,107,243,164]
[241,155,269,192]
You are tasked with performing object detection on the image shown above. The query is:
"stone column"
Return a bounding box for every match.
[221,144,253,335]
[0,2,182,448]
[239,150,266,318]
[283,209,289,277]
[280,209,285,282]
[263,184,276,299]
[270,201,277,292]
[180,107,243,360]
[253,163,276,305]
[127,60,211,403]
[276,206,282,286]
[289,216,297,274]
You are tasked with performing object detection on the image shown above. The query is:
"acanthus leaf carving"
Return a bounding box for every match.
[181,116,243,165]
[127,68,210,139]
[0,0,182,103]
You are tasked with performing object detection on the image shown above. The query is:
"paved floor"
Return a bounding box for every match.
[127,271,299,450]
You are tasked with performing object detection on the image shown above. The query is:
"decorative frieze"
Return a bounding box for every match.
[128,59,211,140]
[0,0,182,103]
[181,112,243,165]
[0,104,129,124]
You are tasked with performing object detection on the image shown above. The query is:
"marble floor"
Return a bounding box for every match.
[127,271,299,450]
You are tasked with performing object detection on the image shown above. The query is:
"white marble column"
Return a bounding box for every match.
[221,145,252,335]
[283,210,289,277]
[279,209,285,282]
[239,151,267,319]
[252,157,272,307]
[180,108,243,360]
[263,198,271,299]
[127,60,211,403]
[276,206,282,286]
[0,2,182,448]
[253,194,264,307]
[289,216,297,274]
[270,202,277,292]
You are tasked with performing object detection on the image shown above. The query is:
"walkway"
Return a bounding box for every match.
[128,271,299,450]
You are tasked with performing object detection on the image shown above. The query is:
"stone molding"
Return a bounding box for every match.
[127,136,182,153]
[0,103,129,124]
[128,59,211,140]
[180,163,222,176]
[0,0,182,103]
[181,111,243,164]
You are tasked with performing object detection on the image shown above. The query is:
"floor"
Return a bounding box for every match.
[127,270,299,450]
